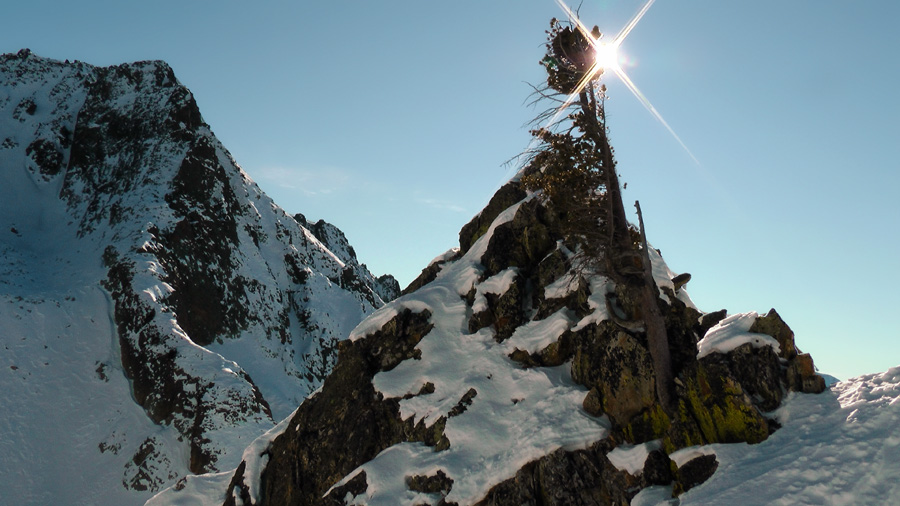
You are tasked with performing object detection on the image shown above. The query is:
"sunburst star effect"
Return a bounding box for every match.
[552,0,701,167]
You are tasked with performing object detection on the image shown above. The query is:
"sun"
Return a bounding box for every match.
[593,41,620,72]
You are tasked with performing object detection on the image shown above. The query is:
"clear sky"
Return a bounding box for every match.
[3,0,898,381]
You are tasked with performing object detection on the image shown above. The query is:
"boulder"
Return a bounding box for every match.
[674,454,718,495]
[787,353,827,394]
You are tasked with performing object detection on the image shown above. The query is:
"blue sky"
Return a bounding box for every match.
[3,0,899,380]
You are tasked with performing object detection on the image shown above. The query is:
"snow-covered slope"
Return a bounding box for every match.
[637,367,900,504]
[0,49,396,504]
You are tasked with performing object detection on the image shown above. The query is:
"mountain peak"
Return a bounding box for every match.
[0,52,397,504]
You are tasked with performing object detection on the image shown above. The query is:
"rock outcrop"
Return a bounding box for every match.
[211,179,826,505]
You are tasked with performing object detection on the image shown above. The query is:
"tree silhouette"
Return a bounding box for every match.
[522,18,674,410]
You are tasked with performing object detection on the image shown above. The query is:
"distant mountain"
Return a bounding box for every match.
[0,49,397,505]
[151,175,899,506]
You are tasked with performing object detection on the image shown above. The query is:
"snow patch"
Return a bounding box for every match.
[471,267,519,313]
[696,312,780,358]
[572,276,614,332]
[501,308,575,355]
[348,299,432,342]
[669,445,718,467]
[543,271,579,300]
[607,440,661,475]
[428,247,460,268]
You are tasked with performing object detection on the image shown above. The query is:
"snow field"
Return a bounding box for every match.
[676,366,900,504]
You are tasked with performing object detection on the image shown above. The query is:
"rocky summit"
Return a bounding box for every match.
[183,176,826,505]
[0,49,397,505]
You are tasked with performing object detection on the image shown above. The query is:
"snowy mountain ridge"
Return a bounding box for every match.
[0,49,397,504]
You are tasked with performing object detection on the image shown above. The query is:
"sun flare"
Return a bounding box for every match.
[550,0,701,167]
[593,41,620,71]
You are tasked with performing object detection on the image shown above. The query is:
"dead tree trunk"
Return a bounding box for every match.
[635,200,674,410]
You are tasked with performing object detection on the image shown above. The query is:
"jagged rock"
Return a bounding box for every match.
[210,148,828,505]
[726,342,784,412]
[660,287,704,378]
[538,247,568,288]
[749,308,797,359]
[376,274,402,302]
[459,182,527,254]
[669,354,771,447]
[750,309,826,393]
[404,249,462,295]
[482,199,557,277]
[25,138,63,179]
[698,309,728,338]
[468,275,527,341]
[448,388,478,417]
[583,387,604,417]
[537,270,591,320]
[324,471,368,505]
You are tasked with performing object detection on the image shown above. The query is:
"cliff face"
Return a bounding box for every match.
[209,180,825,505]
[0,49,396,504]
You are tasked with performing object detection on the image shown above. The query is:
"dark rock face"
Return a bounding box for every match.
[408,469,454,495]
[481,198,558,277]
[571,324,658,427]
[674,454,719,494]
[642,449,674,487]
[477,439,637,505]
[469,275,528,342]
[459,182,527,254]
[102,247,272,475]
[751,309,825,394]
